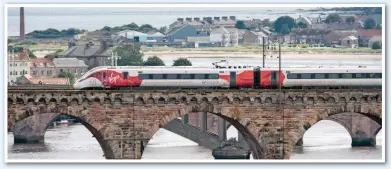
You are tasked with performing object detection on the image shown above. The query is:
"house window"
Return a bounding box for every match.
[10,72,12,75]
[60,69,63,72]
[41,70,44,75]
[15,63,17,66]
[47,70,51,75]
[33,71,36,75]
[9,64,12,67]
[15,71,17,75]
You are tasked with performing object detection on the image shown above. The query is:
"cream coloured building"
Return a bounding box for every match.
[8,50,30,85]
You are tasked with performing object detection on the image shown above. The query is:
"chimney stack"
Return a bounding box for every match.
[229,16,236,21]
[203,17,207,21]
[194,17,200,22]
[177,18,184,22]
[20,7,25,40]
[185,17,192,22]
[222,16,228,20]
[214,17,220,21]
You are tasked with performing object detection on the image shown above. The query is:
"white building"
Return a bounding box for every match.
[210,27,230,47]
[8,50,30,85]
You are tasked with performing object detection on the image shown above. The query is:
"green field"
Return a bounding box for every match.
[8,43,68,52]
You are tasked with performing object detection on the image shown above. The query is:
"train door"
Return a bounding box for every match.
[230,71,236,88]
[253,67,260,88]
[271,71,277,88]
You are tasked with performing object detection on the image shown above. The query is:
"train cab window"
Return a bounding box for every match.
[209,74,219,79]
[180,74,192,79]
[194,74,206,79]
[329,73,339,79]
[301,73,311,79]
[123,72,129,79]
[153,74,163,79]
[166,74,178,79]
[139,74,149,79]
[315,73,325,79]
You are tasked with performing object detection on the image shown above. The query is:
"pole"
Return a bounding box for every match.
[278,39,284,159]
[262,36,265,68]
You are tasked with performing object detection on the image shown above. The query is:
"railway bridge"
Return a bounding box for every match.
[7,88,382,159]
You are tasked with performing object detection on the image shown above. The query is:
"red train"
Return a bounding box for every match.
[72,66,382,90]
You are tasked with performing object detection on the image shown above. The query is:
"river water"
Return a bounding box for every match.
[7,120,383,160]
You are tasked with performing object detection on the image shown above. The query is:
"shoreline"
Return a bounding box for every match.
[144,51,382,60]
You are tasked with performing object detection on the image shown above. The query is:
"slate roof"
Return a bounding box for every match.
[358,29,382,37]
[30,58,55,68]
[53,58,88,68]
[59,45,106,57]
[341,36,358,40]
[23,74,69,85]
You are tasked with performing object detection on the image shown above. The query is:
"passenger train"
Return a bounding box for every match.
[72,66,382,90]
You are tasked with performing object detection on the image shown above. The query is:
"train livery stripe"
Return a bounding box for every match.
[236,70,254,87]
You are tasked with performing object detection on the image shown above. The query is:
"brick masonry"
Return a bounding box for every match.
[7,89,382,159]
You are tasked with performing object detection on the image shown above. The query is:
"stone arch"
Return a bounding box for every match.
[317,97,325,104]
[339,97,347,103]
[103,98,111,105]
[221,97,230,104]
[114,98,123,105]
[153,105,266,159]
[93,97,101,103]
[360,96,368,103]
[38,98,46,104]
[327,97,335,103]
[49,98,57,104]
[295,96,304,104]
[147,98,155,104]
[60,98,68,105]
[136,97,145,104]
[265,97,272,104]
[8,98,14,105]
[158,97,166,104]
[180,97,187,104]
[285,96,293,104]
[201,97,209,103]
[243,97,251,105]
[16,98,24,104]
[190,97,198,104]
[254,97,262,105]
[350,97,357,102]
[82,98,91,105]
[27,98,35,105]
[11,112,115,159]
[233,97,241,104]
[70,98,79,106]
[211,97,219,104]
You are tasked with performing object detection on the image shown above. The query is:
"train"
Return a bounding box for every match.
[72,66,382,90]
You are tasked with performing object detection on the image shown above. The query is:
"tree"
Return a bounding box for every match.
[172,58,192,66]
[125,22,139,30]
[235,21,247,29]
[143,56,165,66]
[7,39,11,44]
[114,44,144,66]
[325,14,341,24]
[297,22,308,28]
[274,16,296,35]
[138,24,155,33]
[345,16,355,24]
[364,18,376,29]
[158,26,167,34]
[101,26,112,31]
[372,41,381,49]
[58,72,75,85]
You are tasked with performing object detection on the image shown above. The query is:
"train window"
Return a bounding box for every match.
[341,73,352,78]
[194,74,206,79]
[162,74,167,79]
[153,74,163,79]
[355,73,364,78]
[209,74,219,79]
[287,74,298,79]
[219,71,224,73]
[123,72,129,79]
[181,74,192,79]
[315,73,325,79]
[139,74,149,79]
[166,74,178,79]
[329,73,339,79]
[301,73,311,79]
[324,74,329,79]
[103,72,106,79]
[373,73,382,78]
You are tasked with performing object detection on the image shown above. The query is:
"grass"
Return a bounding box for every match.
[141,45,381,54]
[8,43,68,52]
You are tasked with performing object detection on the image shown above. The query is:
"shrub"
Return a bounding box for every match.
[371,41,381,49]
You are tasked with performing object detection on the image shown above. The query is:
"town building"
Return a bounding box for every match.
[30,58,56,77]
[167,24,198,43]
[52,58,88,79]
[340,36,358,48]
[289,28,331,44]
[8,49,30,85]
[16,74,69,85]
[324,30,358,45]
[357,29,382,47]
[242,30,268,45]
[58,37,112,69]
[296,15,312,26]
[210,27,230,47]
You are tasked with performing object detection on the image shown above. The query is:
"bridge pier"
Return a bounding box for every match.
[295,138,303,146]
[182,114,189,124]
[12,113,60,144]
[218,117,227,141]
[199,112,207,131]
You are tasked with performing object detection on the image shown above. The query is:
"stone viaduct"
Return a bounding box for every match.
[7,89,382,159]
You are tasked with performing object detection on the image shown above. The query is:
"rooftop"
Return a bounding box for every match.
[23,74,69,85]
[53,58,88,68]
[30,58,55,68]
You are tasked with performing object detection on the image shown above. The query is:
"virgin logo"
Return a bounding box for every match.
[108,73,120,83]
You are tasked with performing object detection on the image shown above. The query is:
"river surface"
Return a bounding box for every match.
[7,120,383,160]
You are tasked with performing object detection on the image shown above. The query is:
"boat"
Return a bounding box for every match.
[58,120,69,125]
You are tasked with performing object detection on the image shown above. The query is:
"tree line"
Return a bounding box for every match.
[27,28,87,38]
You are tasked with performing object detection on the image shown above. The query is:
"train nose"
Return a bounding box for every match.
[72,83,76,89]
